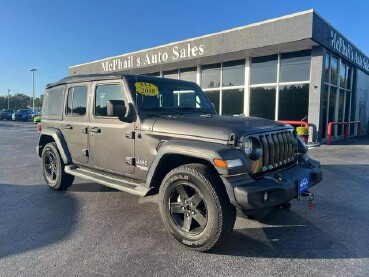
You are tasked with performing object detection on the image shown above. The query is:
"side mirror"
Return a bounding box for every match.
[107,100,127,117]
[107,100,136,123]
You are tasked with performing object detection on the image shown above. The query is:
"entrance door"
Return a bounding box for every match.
[89,82,135,174]
[63,84,89,164]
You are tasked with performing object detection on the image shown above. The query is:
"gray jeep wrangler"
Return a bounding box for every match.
[37,74,322,251]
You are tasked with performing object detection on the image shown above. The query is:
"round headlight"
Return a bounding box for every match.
[243,138,253,156]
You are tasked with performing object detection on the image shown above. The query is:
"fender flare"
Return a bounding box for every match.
[146,139,250,187]
[37,128,72,164]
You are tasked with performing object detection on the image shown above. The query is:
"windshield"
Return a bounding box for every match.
[125,76,216,115]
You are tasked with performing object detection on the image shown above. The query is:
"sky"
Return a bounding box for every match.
[1,0,368,97]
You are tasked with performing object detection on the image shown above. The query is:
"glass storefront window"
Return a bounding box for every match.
[346,65,352,89]
[337,90,345,135]
[328,87,337,134]
[324,53,330,83]
[204,90,220,113]
[251,55,278,85]
[321,85,329,138]
[201,63,221,88]
[344,91,351,123]
[250,86,276,120]
[280,50,311,82]
[321,52,355,139]
[222,60,245,87]
[278,84,309,121]
[350,89,356,135]
[222,89,244,115]
[163,69,178,79]
[331,56,338,85]
[179,67,197,83]
[340,62,346,88]
[146,72,160,77]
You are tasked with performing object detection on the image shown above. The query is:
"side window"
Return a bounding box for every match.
[95,84,126,117]
[66,86,88,116]
[66,88,73,114]
[43,85,64,118]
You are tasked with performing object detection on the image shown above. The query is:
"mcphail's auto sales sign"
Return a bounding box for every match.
[330,30,369,72]
[101,43,205,72]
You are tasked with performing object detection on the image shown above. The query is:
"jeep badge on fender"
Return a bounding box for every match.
[37,74,322,252]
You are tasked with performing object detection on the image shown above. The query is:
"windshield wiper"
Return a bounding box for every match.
[142,107,184,115]
[177,107,214,114]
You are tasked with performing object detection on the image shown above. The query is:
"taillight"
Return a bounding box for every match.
[37,123,42,134]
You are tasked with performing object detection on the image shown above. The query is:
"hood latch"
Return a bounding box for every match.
[227,133,238,147]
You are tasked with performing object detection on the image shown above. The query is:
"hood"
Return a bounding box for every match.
[142,114,290,141]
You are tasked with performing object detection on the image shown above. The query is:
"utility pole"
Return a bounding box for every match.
[7,89,10,109]
[30,68,37,112]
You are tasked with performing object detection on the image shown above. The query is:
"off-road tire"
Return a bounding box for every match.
[41,142,74,190]
[159,163,236,252]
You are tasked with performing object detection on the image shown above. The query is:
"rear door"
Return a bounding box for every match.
[63,83,89,164]
[88,81,135,174]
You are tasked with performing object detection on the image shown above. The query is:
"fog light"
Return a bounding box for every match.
[263,192,269,202]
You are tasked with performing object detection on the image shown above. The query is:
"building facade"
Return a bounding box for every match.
[69,10,369,142]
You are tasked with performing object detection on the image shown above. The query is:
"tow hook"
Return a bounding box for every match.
[301,191,316,209]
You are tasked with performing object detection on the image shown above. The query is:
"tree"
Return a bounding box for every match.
[0,93,43,110]
[10,93,31,109]
[33,94,44,107]
[0,96,8,109]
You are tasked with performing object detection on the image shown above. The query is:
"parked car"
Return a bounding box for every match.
[13,109,33,121]
[0,109,15,120]
[33,115,42,123]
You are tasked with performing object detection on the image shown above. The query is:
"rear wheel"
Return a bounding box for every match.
[41,142,74,190]
[159,163,236,252]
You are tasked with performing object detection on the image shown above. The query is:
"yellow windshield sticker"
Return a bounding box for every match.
[135,82,159,96]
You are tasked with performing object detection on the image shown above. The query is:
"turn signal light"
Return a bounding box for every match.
[213,159,228,169]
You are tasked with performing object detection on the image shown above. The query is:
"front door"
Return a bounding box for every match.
[88,82,135,174]
[63,84,89,164]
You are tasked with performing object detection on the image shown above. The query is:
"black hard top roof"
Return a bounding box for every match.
[46,73,170,89]
[46,73,124,88]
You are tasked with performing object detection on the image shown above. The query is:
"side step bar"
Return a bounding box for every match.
[65,165,150,196]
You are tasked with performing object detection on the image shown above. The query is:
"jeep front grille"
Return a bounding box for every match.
[259,130,297,172]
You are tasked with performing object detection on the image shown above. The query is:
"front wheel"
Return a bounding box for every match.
[41,142,74,190]
[159,163,236,252]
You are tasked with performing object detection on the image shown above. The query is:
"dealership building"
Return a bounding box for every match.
[69,10,369,142]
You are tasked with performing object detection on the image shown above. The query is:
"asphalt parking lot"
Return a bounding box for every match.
[0,121,368,276]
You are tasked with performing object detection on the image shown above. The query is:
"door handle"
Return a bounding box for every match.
[90,127,101,134]
[64,124,73,130]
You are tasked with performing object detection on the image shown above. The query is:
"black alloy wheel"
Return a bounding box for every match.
[159,163,236,252]
[169,183,208,234]
[41,142,74,190]
[44,151,58,183]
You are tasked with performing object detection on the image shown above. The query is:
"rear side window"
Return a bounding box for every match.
[66,86,88,116]
[95,84,126,117]
[43,86,64,118]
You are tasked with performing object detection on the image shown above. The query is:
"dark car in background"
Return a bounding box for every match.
[0,109,15,120]
[13,109,33,121]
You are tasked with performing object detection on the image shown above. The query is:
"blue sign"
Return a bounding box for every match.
[298,175,310,194]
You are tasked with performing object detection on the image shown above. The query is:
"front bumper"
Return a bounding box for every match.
[221,157,322,210]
